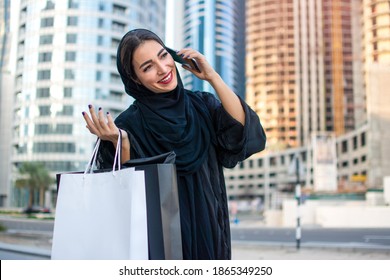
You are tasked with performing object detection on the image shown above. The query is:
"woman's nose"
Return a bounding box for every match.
[156,61,168,74]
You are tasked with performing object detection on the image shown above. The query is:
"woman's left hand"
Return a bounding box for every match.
[176,48,218,82]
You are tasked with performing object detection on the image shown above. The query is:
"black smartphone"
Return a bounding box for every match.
[166,47,201,73]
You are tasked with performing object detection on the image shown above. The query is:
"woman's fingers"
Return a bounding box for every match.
[82,105,119,140]
[97,107,109,131]
[106,112,116,130]
[82,110,99,135]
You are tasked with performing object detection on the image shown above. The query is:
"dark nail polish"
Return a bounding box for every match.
[98,107,102,111]
[106,112,110,115]
[88,104,92,108]
[82,112,85,116]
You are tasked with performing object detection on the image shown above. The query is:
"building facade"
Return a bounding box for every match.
[181,0,246,99]
[246,0,356,150]
[0,0,12,206]
[9,0,166,207]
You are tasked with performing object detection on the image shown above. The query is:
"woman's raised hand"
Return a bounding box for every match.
[82,105,127,145]
[176,48,218,82]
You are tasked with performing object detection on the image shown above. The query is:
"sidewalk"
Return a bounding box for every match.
[1,230,390,260]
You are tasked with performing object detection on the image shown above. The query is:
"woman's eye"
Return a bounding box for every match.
[143,65,152,72]
[161,52,168,58]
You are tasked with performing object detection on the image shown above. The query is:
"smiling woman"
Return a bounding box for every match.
[81,29,266,260]
[131,41,178,93]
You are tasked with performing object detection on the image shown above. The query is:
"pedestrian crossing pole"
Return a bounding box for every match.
[295,157,301,250]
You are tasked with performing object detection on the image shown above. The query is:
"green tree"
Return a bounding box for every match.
[15,162,54,208]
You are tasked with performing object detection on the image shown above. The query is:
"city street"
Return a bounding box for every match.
[1,215,390,260]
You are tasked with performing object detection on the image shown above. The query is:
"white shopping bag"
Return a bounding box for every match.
[51,136,148,260]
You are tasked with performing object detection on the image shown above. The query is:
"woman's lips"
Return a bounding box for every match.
[158,71,173,84]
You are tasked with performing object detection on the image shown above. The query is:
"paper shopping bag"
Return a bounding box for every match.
[123,151,183,260]
[52,135,149,260]
[51,167,148,260]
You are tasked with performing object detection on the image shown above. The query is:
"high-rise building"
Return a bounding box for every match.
[182,0,246,99]
[246,0,297,150]
[246,0,356,150]
[10,0,166,207]
[361,0,390,188]
[322,0,355,135]
[0,0,12,207]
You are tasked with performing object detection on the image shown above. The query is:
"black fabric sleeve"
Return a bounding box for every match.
[203,93,266,168]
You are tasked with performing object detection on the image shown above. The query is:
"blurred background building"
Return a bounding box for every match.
[7,0,166,207]
[178,0,246,99]
[0,0,12,207]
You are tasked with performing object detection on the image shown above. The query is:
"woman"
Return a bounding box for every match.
[82,29,266,259]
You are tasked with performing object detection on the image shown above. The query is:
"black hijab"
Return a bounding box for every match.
[110,29,215,174]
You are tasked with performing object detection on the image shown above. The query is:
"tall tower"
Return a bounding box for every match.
[361,0,390,188]
[246,0,297,150]
[182,0,246,99]
[323,0,355,135]
[246,0,355,150]
[0,0,12,206]
[10,0,166,207]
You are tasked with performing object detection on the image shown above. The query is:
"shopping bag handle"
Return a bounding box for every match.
[84,129,122,175]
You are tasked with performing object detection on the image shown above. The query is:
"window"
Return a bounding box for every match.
[41,17,54,28]
[341,140,348,153]
[66,33,77,44]
[109,90,123,101]
[39,105,51,116]
[361,132,366,146]
[111,38,120,48]
[33,142,76,153]
[113,4,126,15]
[270,157,276,166]
[97,35,104,46]
[36,88,50,98]
[39,52,52,62]
[64,87,73,98]
[68,0,79,8]
[353,136,358,150]
[98,18,104,28]
[67,16,78,26]
[96,53,103,63]
[112,21,126,32]
[40,34,53,45]
[110,73,120,83]
[44,0,55,10]
[65,51,76,61]
[64,69,75,80]
[257,158,263,167]
[57,106,74,116]
[96,71,102,81]
[37,70,51,80]
[35,124,73,134]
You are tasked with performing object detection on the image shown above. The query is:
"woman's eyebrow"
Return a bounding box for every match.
[139,48,166,69]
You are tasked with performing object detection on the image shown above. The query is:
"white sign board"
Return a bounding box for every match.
[312,133,337,192]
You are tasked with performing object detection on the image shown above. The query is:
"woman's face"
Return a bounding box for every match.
[132,40,178,93]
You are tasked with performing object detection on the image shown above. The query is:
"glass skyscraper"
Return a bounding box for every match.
[182,0,246,99]
[10,0,166,207]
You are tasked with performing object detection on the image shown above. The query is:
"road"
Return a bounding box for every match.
[2,215,390,249]
[230,227,390,249]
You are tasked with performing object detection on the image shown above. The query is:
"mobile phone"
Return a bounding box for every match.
[166,47,201,73]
